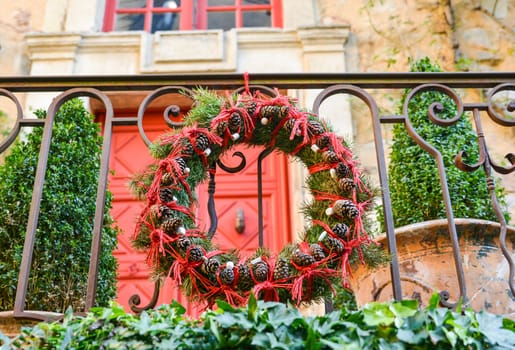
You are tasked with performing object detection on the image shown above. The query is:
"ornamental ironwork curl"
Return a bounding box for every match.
[136,86,195,146]
[0,88,41,153]
[454,83,515,297]
[401,84,466,308]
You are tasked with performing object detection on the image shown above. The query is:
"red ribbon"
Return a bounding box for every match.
[251,257,293,302]
[290,257,336,303]
[243,72,250,95]
[202,263,247,307]
[169,245,214,295]
[146,228,174,267]
[146,156,193,203]
[210,106,255,144]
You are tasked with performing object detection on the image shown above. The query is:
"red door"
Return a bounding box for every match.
[99,109,292,314]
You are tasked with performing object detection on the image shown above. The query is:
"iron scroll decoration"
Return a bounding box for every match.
[129,83,382,309]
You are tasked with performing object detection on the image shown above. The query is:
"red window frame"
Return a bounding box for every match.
[103,0,283,32]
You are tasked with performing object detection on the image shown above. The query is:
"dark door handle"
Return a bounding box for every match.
[235,208,245,233]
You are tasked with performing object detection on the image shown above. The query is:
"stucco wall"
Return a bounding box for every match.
[318,0,515,223]
[0,0,513,221]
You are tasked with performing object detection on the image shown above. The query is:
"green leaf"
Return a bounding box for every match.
[215,299,236,312]
[363,302,395,326]
[248,293,258,321]
[442,326,457,347]
[396,328,428,345]
[428,293,440,309]
[476,311,515,348]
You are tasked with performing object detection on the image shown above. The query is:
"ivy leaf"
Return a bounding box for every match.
[363,302,395,326]
[320,338,362,350]
[215,299,236,312]
[389,300,418,327]
[248,293,258,321]
[428,293,440,309]
[476,311,515,348]
[396,328,428,345]
[442,327,457,347]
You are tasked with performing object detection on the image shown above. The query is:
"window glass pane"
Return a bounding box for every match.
[242,0,270,5]
[207,11,235,30]
[208,0,235,6]
[152,12,180,32]
[243,10,270,27]
[153,0,181,8]
[118,0,146,9]
[115,14,145,30]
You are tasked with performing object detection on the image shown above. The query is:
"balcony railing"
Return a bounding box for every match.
[0,73,513,321]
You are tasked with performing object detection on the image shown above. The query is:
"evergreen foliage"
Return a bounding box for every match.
[0,99,118,312]
[384,57,508,228]
[4,295,514,349]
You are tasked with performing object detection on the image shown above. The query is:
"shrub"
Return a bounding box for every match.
[3,295,514,349]
[0,99,118,312]
[384,57,509,228]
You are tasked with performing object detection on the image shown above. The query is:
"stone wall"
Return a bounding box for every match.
[0,1,46,127]
[318,0,515,223]
[0,0,513,220]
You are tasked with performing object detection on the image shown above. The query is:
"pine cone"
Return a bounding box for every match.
[310,244,326,261]
[175,157,188,173]
[244,101,257,117]
[278,106,289,119]
[322,148,339,163]
[284,118,299,135]
[308,120,325,135]
[214,121,228,137]
[332,200,359,219]
[322,236,344,254]
[273,258,290,280]
[149,204,160,219]
[252,261,269,282]
[219,263,235,285]
[201,258,220,274]
[187,246,204,263]
[259,105,278,119]
[176,236,191,252]
[181,140,195,157]
[338,178,355,193]
[162,218,183,235]
[194,134,210,151]
[161,172,173,186]
[159,188,176,203]
[332,162,351,179]
[259,105,288,120]
[316,135,331,149]
[332,223,350,239]
[292,249,316,267]
[237,263,253,291]
[159,205,174,221]
[228,112,242,132]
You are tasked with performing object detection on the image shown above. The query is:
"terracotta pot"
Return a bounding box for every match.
[0,311,61,338]
[350,219,515,318]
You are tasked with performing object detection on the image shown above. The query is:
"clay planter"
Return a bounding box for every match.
[0,311,61,338]
[350,219,515,318]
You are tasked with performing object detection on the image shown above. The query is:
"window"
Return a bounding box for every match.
[103,0,283,33]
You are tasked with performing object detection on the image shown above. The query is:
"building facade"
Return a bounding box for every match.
[0,0,513,312]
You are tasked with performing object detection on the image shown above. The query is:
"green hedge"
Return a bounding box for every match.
[382,58,509,229]
[0,99,118,312]
[2,295,514,349]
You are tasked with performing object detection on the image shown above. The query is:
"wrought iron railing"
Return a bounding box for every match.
[0,73,513,321]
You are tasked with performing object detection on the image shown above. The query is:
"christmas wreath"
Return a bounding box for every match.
[131,83,386,308]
